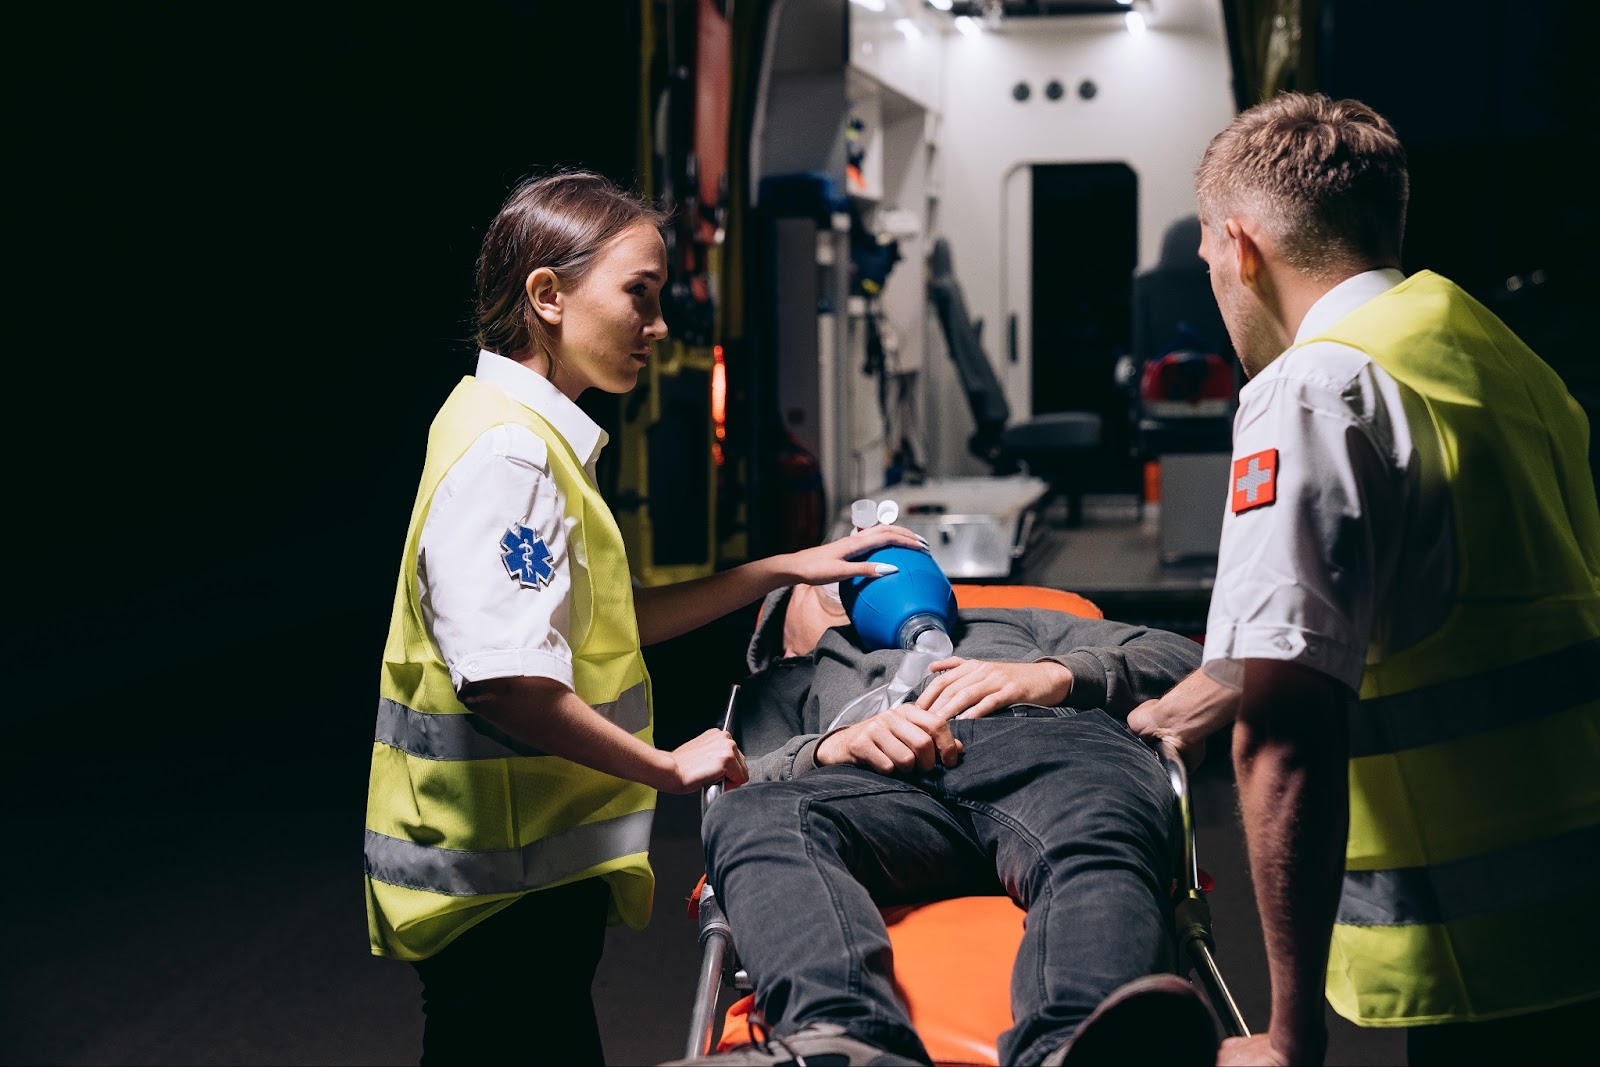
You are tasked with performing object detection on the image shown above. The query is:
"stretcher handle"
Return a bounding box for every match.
[703,684,741,814]
[686,879,734,1059]
[1154,739,1252,1039]
[689,686,742,1055]
[1156,740,1202,893]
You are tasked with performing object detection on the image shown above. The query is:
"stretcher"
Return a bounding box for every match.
[683,584,1250,1065]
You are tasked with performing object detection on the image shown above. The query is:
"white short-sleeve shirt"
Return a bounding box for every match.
[1201,270,1455,692]
[417,350,608,693]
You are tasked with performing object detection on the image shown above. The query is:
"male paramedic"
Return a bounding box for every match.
[1127,91,1600,1066]
[666,581,1222,1067]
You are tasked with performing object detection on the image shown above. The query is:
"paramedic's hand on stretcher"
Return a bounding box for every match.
[914,657,1074,720]
[1216,1032,1293,1066]
[816,703,963,775]
[1126,665,1242,769]
[778,524,930,586]
[665,729,748,794]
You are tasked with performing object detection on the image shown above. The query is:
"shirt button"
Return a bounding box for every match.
[465,660,480,673]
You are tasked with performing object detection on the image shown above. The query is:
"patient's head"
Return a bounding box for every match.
[745,583,853,674]
[782,584,850,659]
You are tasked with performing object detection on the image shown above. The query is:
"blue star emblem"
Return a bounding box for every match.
[500,523,556,588]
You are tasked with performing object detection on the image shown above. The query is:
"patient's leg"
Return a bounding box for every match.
[939,712,1176,1067]
[701,766,998,1064]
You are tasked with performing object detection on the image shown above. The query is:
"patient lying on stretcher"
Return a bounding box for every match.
[663,583,1222,1067]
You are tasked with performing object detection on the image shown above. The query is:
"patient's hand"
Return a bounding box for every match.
[915,658,1074,720]
[816,703,963,775]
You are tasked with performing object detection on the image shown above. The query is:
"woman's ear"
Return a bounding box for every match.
[525,267,561,326]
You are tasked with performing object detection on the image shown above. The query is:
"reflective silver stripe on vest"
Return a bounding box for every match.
[1349,638,1600,759]
[374,682,650,761]
[1336,822,1600,927]
[364,808,654,897]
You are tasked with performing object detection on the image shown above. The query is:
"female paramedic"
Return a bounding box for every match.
[363,168,926,1066]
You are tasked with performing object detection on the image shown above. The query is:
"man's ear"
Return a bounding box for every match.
[525,267,561,326]
[1225,217,1267,291]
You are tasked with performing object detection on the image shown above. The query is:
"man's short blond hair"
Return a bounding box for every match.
[1195,91,1409,278]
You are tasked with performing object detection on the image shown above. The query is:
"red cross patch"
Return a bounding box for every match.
[1231,448,1278,513]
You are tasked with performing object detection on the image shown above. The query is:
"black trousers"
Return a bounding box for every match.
[1406,996,1594,1065]
[410,877,611,1066]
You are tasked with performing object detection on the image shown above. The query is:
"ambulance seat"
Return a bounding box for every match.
[928,238,1102,527]
[1125,216,1238,460]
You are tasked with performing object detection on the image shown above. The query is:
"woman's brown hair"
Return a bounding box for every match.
[474,169,667,359]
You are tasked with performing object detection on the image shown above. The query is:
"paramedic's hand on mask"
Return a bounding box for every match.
[915,657,1074,720]
[1126,666,1242,769]
[816,703,963,775]
[780,524,931,586]
[664,729,748,794]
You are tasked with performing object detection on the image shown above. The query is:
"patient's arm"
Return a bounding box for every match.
[731,662,828,783]
[736,608,1202,781]
[744,732,827,783]
[1013,610,1202,715]
[914,658,1074,720]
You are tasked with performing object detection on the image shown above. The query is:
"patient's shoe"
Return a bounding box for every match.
[661,1020,924,1066]
[1042,973,1219,1066]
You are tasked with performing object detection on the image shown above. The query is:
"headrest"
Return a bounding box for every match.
[746,586,795,674]
[1157,216,1206,271]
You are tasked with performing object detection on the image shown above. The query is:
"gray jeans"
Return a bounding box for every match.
[701,709,1177,1066]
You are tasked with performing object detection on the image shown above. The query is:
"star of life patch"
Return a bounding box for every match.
[500,523,556,588]
[1231,448,1278,513]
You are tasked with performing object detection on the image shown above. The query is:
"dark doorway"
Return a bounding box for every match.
[1031,162,1139,493]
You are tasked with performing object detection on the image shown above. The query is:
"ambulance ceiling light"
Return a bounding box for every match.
[945,1,1149,19]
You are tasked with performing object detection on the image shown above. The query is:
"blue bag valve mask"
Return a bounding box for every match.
[839,544,956,655]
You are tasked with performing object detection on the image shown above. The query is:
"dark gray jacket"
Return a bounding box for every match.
[733,605,1201,782]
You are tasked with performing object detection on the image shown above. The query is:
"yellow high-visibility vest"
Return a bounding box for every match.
[1308,271,1600,1025]
[364,376,656,961]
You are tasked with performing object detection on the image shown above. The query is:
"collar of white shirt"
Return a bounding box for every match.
[473,349,609,468]
[1292,268,1407,345]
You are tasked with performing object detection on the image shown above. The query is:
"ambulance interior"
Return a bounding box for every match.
[622,0,1252,641]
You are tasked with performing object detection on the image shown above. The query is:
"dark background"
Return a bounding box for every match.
[7,0,752,817]
[1315,0,1600,445]
[4,1,1595,1062]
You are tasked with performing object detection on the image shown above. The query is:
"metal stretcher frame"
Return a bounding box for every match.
[683,586,1251,1062]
